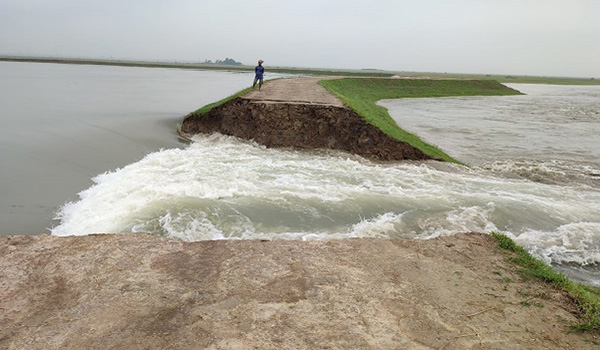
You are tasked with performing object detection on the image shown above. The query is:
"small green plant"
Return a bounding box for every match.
[493,270,503,276]
[584,338,600,345]
[521,299,544,308]
[518,290,531,298]
[192,87,253,115]
[492,232,600,331]
[502,277,513,284]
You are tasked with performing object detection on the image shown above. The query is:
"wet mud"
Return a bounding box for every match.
[181,98,432,161]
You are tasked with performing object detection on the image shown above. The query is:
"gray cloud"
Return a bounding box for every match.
[1,0,598,77]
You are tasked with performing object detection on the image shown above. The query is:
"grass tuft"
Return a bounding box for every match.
[192,87,253,115]
[491,232,600,331]
[319,78,522,164]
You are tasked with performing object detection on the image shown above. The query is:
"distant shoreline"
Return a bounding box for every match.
[2,55,598,85]
[0,56,391,78]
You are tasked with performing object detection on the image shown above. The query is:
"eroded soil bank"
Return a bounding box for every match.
[181,97,432,161]
[1,233,598,349]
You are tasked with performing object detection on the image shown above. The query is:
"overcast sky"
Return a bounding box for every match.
[1,0,598,77]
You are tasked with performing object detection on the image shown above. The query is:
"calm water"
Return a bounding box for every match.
[2,63,600,284]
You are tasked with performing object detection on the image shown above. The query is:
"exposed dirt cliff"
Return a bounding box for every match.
[181,97,432,161]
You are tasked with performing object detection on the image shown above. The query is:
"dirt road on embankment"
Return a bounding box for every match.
[243,77,345,106]
[180,77,432,161]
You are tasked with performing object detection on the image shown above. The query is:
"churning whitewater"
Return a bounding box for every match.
[52,134,600,266]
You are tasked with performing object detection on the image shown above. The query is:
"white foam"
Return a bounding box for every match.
[515,222,600,266]
[52,134,600,265]
[419,205,499,239]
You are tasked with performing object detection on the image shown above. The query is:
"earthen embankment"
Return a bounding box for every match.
[180,77,433,161]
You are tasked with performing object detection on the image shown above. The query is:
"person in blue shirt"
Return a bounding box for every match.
[253,60,265,90]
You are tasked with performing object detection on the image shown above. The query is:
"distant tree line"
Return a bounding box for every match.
[202,58,243,65]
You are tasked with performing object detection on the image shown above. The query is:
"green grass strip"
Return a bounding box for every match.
[319,78,522,164]
[192,86,253,115]
[492,232,600,331]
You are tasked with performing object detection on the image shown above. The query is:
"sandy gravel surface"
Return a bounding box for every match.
[1,233,598,349]
[243,77,345,107]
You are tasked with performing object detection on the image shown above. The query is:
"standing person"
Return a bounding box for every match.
[253,60,265,90]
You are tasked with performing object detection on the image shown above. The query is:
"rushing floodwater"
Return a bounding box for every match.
[2,63,600,284]
[379,85,600,283]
